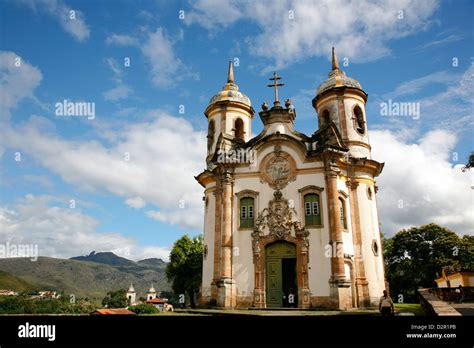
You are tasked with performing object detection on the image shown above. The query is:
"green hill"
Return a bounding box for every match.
[0,270,39,292]
[0,254,171,300]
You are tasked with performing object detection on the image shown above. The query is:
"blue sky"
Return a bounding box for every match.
[0,0,472,261]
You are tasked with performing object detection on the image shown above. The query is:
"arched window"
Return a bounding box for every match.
[304,193,321,226]
[339,197,347,230]
[372,240,379,256]
[321,109,330,126]
[234,118,244,140]
[240,197,254,228]
[353,105,365,135]
[207,120,215,150]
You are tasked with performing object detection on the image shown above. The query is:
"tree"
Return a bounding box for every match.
[384,223,473,302]
[159,290,179,307]
[101,289,128,308]
[129,303,159,315]
[166,235,203,308]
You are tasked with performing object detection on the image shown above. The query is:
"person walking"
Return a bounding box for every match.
[379,290,394,316]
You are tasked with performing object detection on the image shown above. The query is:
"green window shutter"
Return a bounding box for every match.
[240,197,254,228]
[304,193,321,226]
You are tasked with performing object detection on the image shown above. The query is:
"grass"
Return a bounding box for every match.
[394,303,425,316]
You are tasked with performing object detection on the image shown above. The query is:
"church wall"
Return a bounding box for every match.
[337,179,355,257]
[232,160,340,304]
[355,181,385,305]
[266,122,293,136]
[231,176,260,299]
[201,186,216,302]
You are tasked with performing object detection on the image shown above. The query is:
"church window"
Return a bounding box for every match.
[372,239,379,256]
[240,197,254,228]
[234,118,244,140]
[353,105,365,135]
[207,120,215,150]
[339,197,348,230]
[321,109,330,127]
[304,193,321,226]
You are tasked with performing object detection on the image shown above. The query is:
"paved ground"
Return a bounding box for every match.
[451,303,474,316]
[174,308,416,316]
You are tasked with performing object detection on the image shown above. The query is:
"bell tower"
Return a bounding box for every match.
[204,62,254,163]
[312,47,371,158]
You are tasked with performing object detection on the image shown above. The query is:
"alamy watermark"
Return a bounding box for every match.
[217,148,257,166]
[55,99,95,120]
[380,99,420,120]
[0,242,38,261]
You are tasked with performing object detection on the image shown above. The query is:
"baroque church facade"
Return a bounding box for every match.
[196,48,386,310]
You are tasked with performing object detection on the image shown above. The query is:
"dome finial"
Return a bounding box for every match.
[227,60,234,83]
[331,47,339,71]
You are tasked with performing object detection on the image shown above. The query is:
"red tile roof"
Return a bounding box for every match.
[92,308,136,315]
[146,298,166,304]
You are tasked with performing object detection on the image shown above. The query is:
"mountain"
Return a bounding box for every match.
[137,258,167,269]
[0,270,39,292]
[0,253,171,300]
[71,251,137,267]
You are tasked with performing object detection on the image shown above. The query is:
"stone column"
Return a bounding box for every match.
[210,184,222,305]
[346,179,371,307]
[325,169,345,280]
[324,156,351,309]
[217,173,236,308]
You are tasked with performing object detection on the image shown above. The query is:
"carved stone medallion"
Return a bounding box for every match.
[260,146,296,190]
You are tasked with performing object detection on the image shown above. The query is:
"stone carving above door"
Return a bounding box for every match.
[252,190,309,252]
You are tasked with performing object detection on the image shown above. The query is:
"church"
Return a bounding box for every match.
[196,48,386,310]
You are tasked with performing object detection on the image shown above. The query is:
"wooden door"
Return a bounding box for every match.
[265,241,297,308]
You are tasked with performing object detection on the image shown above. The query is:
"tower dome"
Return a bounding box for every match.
[128,282,135,293]
[207,61,251,108]
[315,47,365,100]
[149,283,156,293]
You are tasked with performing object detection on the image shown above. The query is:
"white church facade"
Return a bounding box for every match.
[196,48,386,310]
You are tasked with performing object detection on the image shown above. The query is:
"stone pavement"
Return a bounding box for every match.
[451,303,474,316]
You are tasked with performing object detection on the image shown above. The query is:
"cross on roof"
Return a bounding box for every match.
[267,72,285,105]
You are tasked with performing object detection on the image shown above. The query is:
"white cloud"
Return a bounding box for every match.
[0,111,206,230]
[184,0,244,31]
[421,33,463,50]
[105,34,139,46]
[106,28,197,88]
[0,51,42,110]
[141,28,191,88]
[371,129,473,237]
[102,58,132,101]
[0,194,170,261]
[19,0,90,42]
[185,0,439,69]
[125,197,146,209]
[103,84,132,102]
[371,63,474,134]
[383,70,458,99]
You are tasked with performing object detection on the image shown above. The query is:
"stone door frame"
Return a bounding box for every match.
[252,233,310,308]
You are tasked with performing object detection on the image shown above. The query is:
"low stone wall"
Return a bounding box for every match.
[433,286,473,302]
[418,289,461,316]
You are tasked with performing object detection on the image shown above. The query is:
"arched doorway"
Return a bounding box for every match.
[265,241,297,307]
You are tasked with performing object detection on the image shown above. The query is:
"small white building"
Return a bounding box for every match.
[126,283,136,305]
[146,284,157,301]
